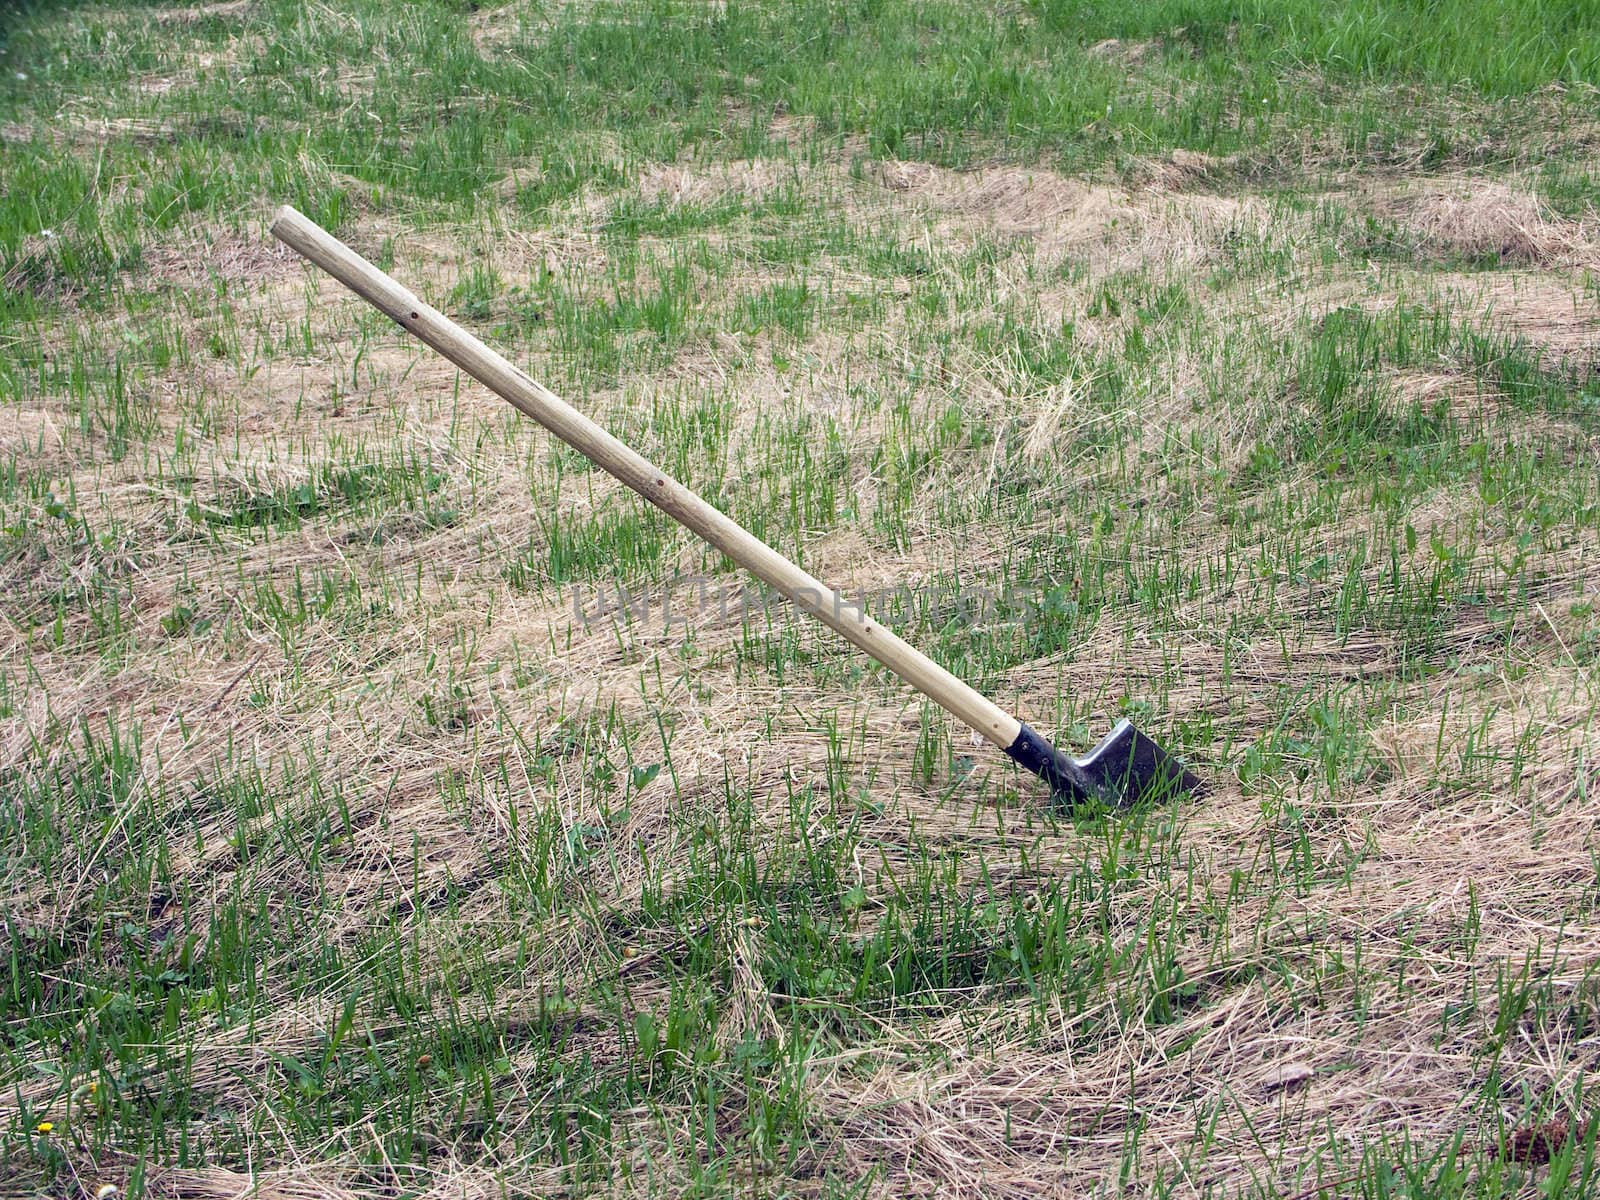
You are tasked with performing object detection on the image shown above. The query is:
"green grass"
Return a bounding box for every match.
[1039,0,1600,95]
[3,0,1600,1196]
[3,0,1597,305]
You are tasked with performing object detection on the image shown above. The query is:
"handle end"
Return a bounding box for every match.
[269,204,304,243]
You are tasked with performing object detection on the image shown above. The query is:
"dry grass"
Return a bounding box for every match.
[1435,271,1600,368]
[1363,176,1596,267]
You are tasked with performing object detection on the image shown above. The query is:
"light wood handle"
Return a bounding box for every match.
[269,205,1023,749]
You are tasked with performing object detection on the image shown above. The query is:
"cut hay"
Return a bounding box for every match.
[1368,176,1594,266]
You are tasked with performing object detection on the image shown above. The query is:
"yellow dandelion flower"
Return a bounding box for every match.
[35,1120,53,1134]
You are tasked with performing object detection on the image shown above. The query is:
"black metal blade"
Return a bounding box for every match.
[1004,719,1203,807]
[1075,719,1204,806]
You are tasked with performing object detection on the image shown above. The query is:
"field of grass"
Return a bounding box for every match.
[2,0,1599,1196]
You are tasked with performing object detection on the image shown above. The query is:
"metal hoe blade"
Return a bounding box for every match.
[1004,718,1203,807]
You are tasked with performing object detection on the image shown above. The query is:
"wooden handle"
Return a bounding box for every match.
[269,205,1023,750]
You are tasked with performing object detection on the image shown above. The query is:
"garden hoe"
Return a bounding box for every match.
[270,206,1202,807]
